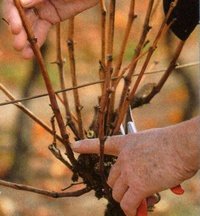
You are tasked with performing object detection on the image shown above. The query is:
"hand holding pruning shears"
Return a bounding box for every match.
[74,111,198,216]
[124,107,184,216]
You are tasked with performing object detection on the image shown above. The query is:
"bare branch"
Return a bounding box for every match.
[55,23,80,139]
[48,144,72,170]
[0,83,63,144]
[106,0,116,69]
[13,0,76,165]
[56,93,79,124]
[117,0,155,110]
[104,0,116,133]
[0,179,91,198]
[61,182,84,191]
[110,0,137,113]
[112,0,155,134]
[99,0,107,90]
[131,41,185,108]
[112,0,136,78]
[97,0,116,201]
[113,0,179,135]
[67,18,84,139]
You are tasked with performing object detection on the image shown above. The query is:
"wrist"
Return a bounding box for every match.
[167,117,200,171]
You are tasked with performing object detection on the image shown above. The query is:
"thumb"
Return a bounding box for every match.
[73,135,129,156]
[20,0,43,8]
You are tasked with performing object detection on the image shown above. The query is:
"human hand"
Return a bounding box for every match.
[2,0,98,59]
[73,123,199,216]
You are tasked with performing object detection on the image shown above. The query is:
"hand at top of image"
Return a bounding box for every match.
[2,0,98,59]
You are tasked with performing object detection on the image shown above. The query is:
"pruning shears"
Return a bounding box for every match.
[120,106,184,216]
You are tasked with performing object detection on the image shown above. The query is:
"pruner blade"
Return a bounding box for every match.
[127,105,137,134]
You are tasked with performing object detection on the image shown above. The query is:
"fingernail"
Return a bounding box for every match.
[20,0,33,6]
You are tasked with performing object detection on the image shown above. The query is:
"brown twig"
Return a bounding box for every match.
[117,0,154,110]
[112,0,155,134]
[48,144,72,170]
[112,49,149,91]
[0,83,64,144]
[106,0,116,69]
[110,0,136,112]
[144,40,185,102]
[112,0,136,78]
[131,40,185,108]
[55,23,80,139]
[97,0,116,200]
[99,0,107,90]
[67,18,84,140]
[0,179,91,198]
[50,115,57,145]
[128,25,170,99]
[61,182,84,191]
[104,0,116,134]
[56,93,79,124]
[128,15,177,104]
[13,0,76,165]
[113,0,179,134]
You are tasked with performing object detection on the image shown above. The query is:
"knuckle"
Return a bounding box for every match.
[13,41,24,51]
[13,42,22,51]
[112,190,120,202]
[107,176,113,188]
[120,200,130,214]
[11,24,22,35]
[107,165,120,187]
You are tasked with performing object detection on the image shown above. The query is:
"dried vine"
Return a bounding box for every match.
[12,0,76,166]
[55,23,80,140]
[67,18,85,140]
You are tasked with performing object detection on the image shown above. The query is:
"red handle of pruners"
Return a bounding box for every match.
[136,199,148,216]
[170,184,184,195]
[136,185,184,216]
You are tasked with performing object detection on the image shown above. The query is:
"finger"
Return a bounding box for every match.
[20,0,44,8]
[107,162,121,188]
[33,19,51,47]
[5,5,23,34]
[22,44,34,59]
[120,188,144,216]
[112,176,128,202]
[13,29,27,51]
[21,19,51,59]
[73,135,129,156]
[63,0,99,18]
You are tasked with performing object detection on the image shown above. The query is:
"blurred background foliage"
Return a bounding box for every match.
[0,0,199,215]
